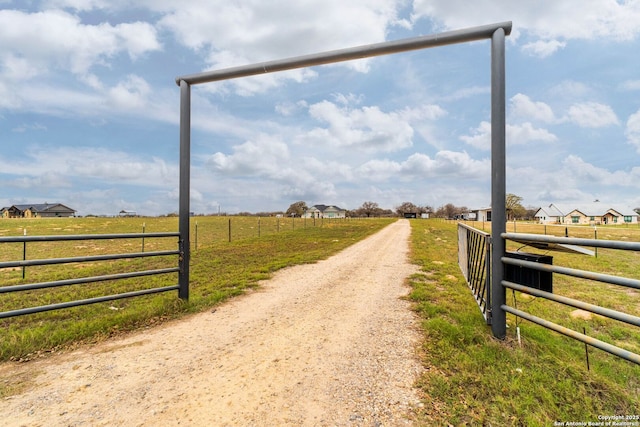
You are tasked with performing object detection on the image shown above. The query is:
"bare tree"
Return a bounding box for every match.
[506,193,525,220]
[359,201,381,217]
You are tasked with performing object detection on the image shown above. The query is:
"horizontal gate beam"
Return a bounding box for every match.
[176,22,512,86]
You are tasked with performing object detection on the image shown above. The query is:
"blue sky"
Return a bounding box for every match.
[1,1,639,216]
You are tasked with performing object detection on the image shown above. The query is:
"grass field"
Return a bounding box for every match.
[2,217,639,423]
[0,216,393,365]
[409,219,640,425]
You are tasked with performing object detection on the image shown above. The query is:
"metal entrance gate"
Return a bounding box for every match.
[0,231,180,319]
[458,223,640,365]
[175,22,512,334]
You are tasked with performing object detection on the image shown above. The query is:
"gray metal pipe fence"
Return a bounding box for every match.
[0,232,180,319]
[501,231,640,365]
[458,223,491,323]
[458,223,640,365]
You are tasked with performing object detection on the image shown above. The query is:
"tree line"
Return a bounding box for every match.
[284,194,535,219]
[223,194,536,219]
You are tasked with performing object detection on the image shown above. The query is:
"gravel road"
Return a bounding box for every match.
[1,219,424,426]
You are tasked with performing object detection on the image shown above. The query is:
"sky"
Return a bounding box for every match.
[1,1,640,217]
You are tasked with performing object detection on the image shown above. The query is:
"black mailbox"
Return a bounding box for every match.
[504,251,553,293]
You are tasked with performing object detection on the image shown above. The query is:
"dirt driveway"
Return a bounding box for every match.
[1,219,424,426]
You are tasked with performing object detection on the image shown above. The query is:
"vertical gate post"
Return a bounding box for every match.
[490,27,507,338]
[178,80,191,300]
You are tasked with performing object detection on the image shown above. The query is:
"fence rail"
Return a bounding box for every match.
[458,223,640,366]
[0,232,180,319]
[458,223,491,323]
[501,231,640,365]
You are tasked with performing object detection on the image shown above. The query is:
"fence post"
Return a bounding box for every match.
[228,218,232,242]
[195,221,198,251]
[258,217,261,238]
[142,222,146,252]
[490,27,507,339]
[178,79,191,300]
[22,228,26,279]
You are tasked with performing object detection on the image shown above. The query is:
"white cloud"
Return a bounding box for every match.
[535,187,593,203]
[459,121,491,150]
[6,172,72,189]
[521,40,566,58]
[302,100,445,153]
[626,109,640,153]
[0,9,161,77]
[160,1,401,58]
[43,0,116,10]
[508,122,558,145]
[275,100,308,116]
[0,146,177,188]
[307,102,414,152]
[562,154,633,185]
[411,0,640,42]
[1,54,43,80]
[357,159,402,181]
[108,75,152,110]
[300,157,354,182]
[548,80,592,99]
[621,80,640,91]
[441,86,490,102]
[1,84,104,115]
[0,73,176,124]
[157,1,406,94]
[460,121,557,150]
[534,86,622,130]
[12,122,47,133]
[566,102,620,128]
[357,150,488,181]
[207,135,290,176]
[509,93,556,123]
[406,151,488,177]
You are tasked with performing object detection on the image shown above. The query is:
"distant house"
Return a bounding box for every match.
[471,207,492,222]
[0,203,76,218]
[119,210,137,217]
[534,204,565,224]
[454,211,477,220]
[303,204,347,219]
[534,203,638,225]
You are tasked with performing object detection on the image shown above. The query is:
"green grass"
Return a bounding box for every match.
[3,216,639,420]
[0,216,393,369]
[409,219,639,425]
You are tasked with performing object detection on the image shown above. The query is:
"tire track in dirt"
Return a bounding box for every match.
[1,219,423,426]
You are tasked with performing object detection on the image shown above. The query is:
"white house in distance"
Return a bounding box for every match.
[303,204,347,219]
[470,207,491,222]
[534,202,639,225]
